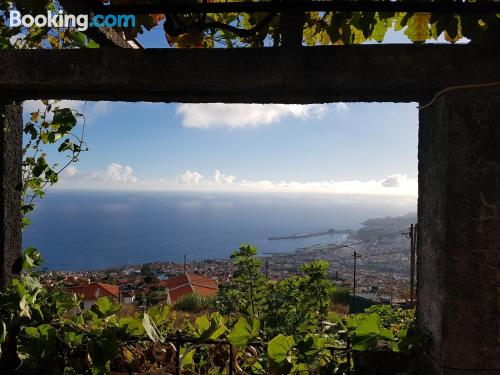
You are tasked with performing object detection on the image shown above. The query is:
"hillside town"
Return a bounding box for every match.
[37,214,416,310]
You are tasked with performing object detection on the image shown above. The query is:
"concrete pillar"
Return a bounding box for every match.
[417,87,500,374]
[0,101,22,287]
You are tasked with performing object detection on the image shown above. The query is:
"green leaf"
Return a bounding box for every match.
[143,313,164,343]
[96,296,111,315]
[351,313,381,351]
[380,327,394,341]
[87,39,100,48]
[24,275,42,291]
[0,320,6,356]
[24,326,39,338]
[19,296,31,319]
[120,316,145,336]
[58,139,74,152]
[290,362,309,374]
[195,315,210,334]
[227,316,259,347]
[196,312,227,340]
[22,247,43,271]
[54,292,80,314]
[94,296,121,317]
[268,334,295,364]
[32,157,48,177]
[146,304,170,326]
[88,328,119,371]
[181,347,195,370]
[52,108,77,133]
[72,31,87,47]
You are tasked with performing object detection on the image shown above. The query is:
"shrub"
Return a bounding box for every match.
[174,293,214,313]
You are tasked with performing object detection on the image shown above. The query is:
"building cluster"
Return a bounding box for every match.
[42,269,220,311]
[263,231,412,299]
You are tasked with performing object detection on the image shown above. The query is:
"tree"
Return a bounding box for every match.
[219,244,267,319]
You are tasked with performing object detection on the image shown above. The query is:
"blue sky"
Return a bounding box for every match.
[23,100,418,196]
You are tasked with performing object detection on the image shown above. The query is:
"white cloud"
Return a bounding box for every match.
[382,174,407,188]
[213,170,236,184]
[176,103,334,129]
[23,100,112,124]
[61,165,78,178]
[58,164,416,197]
[335,102,349,111]
[84,102,113,123]
[234,174,417,196]
[104,163,138,183]
[59,163,138,185]
[176,170,203,184]
[164,171,416,196]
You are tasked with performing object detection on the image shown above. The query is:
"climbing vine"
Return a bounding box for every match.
[21,100,87,228]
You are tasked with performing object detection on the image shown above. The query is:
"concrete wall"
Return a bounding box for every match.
[1,46,498,103]
[0,101,22,287]
[418,87,500,374]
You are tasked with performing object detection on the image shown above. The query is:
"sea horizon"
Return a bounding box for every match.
[23,189,416,271]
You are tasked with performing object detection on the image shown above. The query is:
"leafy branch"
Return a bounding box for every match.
[21,100,88,228]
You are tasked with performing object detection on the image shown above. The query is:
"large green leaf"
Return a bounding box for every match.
[120,316,145,336]
[22,247,43,271]
[196,312,227,340]
[227,316,259,347]
[195,315,210,335]
[146,304,170,326]
[351,313,383,351]
[51,108,77,133]
[268,334,295,365]
[290,362,309,374]
[95,297,121,317]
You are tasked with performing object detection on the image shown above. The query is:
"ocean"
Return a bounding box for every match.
[22,190,416,270]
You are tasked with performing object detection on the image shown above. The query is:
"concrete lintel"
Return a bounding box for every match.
[0,45,498,103]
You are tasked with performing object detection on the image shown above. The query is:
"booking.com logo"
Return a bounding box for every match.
[7,10,136,31]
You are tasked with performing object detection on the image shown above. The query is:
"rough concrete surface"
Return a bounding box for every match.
[418,87,500,374]
[0,102,22,287]
[0,45,498,103]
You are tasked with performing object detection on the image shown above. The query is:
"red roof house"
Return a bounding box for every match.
[159,273,219,303]
[68,282,120,310]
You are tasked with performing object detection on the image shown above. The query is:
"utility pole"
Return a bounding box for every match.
[262,253,273,278]
[409,223,417,307]
[183,254,187,274]
[352,251,361,313]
